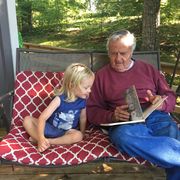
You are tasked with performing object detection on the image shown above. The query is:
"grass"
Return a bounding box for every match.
[22,16,142,51]
[22,16,179,85]
[23,18,179,53]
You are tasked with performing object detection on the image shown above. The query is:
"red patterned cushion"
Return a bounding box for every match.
[0,71,153,166]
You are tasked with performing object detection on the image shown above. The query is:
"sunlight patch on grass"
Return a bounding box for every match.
[40,41,63,46]
[66,27,80,32]
[40,40,73,49]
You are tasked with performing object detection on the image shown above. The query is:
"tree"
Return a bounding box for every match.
[16,0,33,34]
[141,0,161,51]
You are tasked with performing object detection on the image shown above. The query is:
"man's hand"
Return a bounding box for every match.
[112,104,130,122]
[145,90,164,110]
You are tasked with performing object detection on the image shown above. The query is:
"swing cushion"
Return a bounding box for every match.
[0,71,155,166]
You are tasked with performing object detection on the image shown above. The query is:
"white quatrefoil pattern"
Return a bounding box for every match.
[0,71,154,167]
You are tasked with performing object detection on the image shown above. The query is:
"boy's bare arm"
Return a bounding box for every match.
[79,108,87,136]
[37,96,61,151]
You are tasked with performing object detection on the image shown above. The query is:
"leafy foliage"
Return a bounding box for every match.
[16,0,179,64]
[95,0,143,17]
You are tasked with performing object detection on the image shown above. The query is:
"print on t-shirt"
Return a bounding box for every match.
[53,110,78,130]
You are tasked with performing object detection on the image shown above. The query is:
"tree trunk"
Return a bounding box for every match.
[141,0,161,51]
[21,1,32,34]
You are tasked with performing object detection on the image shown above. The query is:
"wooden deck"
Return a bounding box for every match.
[0,162,165,180]
[0,128,166,180]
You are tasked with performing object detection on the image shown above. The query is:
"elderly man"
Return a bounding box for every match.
[87,30,180,180]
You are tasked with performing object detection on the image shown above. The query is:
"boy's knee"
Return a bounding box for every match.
[73,131,83,142]
[23,116,31,127]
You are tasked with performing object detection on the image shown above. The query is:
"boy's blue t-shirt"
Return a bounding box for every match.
[47,94,86,130]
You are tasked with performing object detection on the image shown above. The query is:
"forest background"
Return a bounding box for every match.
[16,0,179,84]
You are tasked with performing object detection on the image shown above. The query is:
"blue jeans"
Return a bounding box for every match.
[109,111,180,180]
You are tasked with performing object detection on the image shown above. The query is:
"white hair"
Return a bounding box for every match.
[106,30,136,53]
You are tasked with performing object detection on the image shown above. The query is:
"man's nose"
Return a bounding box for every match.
[116,52,123,59]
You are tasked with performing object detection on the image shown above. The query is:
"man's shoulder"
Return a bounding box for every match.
[134,60,157,70]
[135,59,154,67]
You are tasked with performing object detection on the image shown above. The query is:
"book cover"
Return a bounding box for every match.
[100,85,167,126]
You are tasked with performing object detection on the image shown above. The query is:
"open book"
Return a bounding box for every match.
[100,85,167,126]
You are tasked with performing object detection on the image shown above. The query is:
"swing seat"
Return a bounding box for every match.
[1,48,179,168]
[0,70,154,167]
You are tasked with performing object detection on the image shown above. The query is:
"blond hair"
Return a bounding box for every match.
[57,63,94,102]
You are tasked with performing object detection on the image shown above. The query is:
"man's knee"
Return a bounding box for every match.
[109,126,131,145]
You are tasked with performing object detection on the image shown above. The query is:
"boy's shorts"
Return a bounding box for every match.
[44,122,66,138]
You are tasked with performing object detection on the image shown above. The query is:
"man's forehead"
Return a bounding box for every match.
[109,41,132,51]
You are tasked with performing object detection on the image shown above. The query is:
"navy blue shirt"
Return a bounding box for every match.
[47,94,86,130]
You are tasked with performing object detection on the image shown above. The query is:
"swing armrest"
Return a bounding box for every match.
[0,91,14,132]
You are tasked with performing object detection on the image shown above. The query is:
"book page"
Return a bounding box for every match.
[143,96,167,119]
[125,85,144,121]
[100,119,145,126]
[100,85,145,126]
[100,86,167,127]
